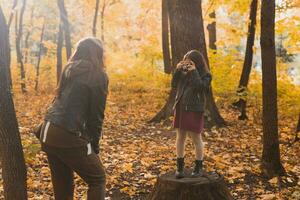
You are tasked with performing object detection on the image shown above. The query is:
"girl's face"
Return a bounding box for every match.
[183,58,195,67]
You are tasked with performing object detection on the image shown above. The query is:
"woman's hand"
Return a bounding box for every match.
[176,61,185,70]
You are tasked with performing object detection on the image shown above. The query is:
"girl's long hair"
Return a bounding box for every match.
[56,37,105,97]
[184,50,210,76]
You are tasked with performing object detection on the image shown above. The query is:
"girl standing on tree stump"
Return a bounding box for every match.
[172,50,212,178]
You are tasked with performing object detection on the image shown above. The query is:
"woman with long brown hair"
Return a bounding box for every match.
[39,37,108,199]
[172,50,211,178]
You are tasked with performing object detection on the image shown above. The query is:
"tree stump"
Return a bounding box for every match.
[148,171,233,200]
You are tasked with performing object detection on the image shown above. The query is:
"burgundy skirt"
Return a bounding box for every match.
[173,104,204,134]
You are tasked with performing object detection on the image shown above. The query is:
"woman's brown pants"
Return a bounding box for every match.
[40,122,106,200]
[44,146,106,200]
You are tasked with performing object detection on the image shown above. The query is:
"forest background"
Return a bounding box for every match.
[0,0,300,199]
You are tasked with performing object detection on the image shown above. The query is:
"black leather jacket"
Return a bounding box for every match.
[45,60,109,149]
[172,69,212,112]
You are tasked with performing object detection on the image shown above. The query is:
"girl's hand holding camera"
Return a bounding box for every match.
[186,61,196,71]
[177,60,196,73]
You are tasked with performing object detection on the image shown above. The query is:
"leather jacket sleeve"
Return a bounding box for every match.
[190,70,212,93]
[86,75,109,154]
[171,69,182,89]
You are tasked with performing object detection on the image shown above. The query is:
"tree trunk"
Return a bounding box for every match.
[148,171,233,200]
[56,23,63,83]
[232,0,258,120]
[149,88,176,123]
[0,7,28,200]
[260,0,285,178]
[196,4,226,127]
[100,0,106,42]
[92,0,100,37]
[35,20,45,91]
[205,90,226,128]
[57,0,72,60]
[207,11,217,51]
[151,0,225,127]
[15,0,27,93]
[162,0,172,74]
[24,6,34,64]
[6,0,17,88]
[7,0,18,29]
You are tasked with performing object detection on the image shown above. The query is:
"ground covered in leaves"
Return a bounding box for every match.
[0,79,300,200]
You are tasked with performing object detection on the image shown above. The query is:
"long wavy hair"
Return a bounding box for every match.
[56,37,105,97]
[183,50,210,76]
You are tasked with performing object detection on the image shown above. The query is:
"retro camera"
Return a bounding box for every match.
[179,61,192,73]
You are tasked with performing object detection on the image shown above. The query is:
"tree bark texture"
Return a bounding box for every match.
[0,7,28,200]
[24,6,34,64]
[207,11,217,51]
[6,0,18,88]
[260,0,285,178]
[100,0,106,42]
[148,171,233,200]
[233,0,258,120]
[162,0,172,74]
[149,88,176,123]
[15,0,27,93]
[92,0,100,37]
[35,20,45,91]
[7,0,18,29]
[56,23,63,84]
[57,0,72,60]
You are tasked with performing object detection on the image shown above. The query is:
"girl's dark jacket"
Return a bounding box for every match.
[172,68,212,112]
[45,60,108,151]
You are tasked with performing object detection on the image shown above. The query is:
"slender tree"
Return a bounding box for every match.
[162,0,172,74]
[207,11,217,51]
[7,0,18,29]
[35,20,45,91]
[233,0,258,120]
[15,0,27,93]
[24,6,34,64]
[57,0,72,59]
[100,0,107,42]
[150,0,225,127]
[260,0,285,178]
[0,6,27,199]
[56,23,63,83]
[92,0,100,37]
